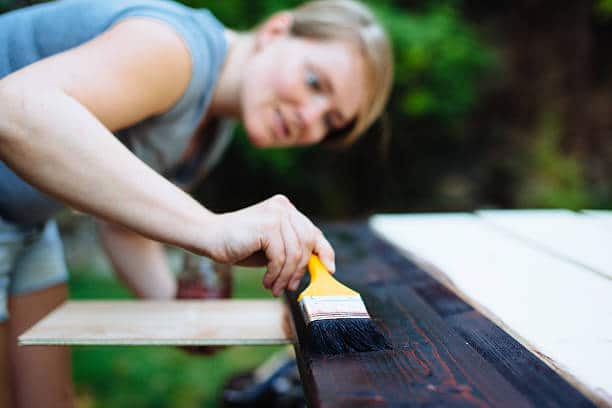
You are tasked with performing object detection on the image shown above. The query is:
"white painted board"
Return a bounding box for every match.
[370,213,612,404]
[477,209,612,280]
[582,210,612,232]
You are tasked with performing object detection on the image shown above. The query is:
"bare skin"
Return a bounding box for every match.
[0,322,13,408]
[0,7,371,407]
[0,17,337,290]
[7,284,74,408]
[98,221,177,299]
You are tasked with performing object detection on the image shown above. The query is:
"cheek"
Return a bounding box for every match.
[243,61,285,110]
[273,68,297,100]
[271,50,303,102]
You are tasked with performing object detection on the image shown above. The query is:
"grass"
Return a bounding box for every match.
[68,265,286,408]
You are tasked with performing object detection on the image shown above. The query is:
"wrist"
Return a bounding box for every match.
[187,211,221,259]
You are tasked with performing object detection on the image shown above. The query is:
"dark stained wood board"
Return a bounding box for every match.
[286,221,594,408]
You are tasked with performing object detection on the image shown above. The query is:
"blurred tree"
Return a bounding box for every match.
[4,0,610,213]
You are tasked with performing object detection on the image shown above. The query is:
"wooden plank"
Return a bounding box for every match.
[288,282,532,407]
[287,222,592,407]
[582,210,612,232]
[324,221,431,286]
[477,209,612,279]
[370,214,612,405]
[19,300,293,346]
[446,311,594,408]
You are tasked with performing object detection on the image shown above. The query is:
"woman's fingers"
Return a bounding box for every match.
[235,250,267,267]
[314,229,336,274]
[271,215,300,296]
[211,194,335,295]
[286,212,315,291]
[261,221,285,291]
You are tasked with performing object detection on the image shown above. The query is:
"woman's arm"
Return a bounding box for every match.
[98,221,176,299]
[0,18,213,252]
[0,18,334,296]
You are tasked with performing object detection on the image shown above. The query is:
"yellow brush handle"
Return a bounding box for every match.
[297,255,359,301]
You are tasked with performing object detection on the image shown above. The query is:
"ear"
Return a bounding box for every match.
[255,12,293,50]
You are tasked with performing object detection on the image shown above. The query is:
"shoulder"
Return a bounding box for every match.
[107,3,229,112]
[77,17,194,124]
[7,16,195,131]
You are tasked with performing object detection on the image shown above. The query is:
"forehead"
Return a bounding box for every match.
[297,39,366,121]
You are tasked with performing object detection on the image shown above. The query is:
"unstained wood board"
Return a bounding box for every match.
[19,299,293,346]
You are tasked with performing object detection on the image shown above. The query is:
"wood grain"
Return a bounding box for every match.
[287,221,593,407]
[447,311,593,408]
[19,299,293,346]
[478,209,612,279]
[582,210,612,232]
[371,213,611,405]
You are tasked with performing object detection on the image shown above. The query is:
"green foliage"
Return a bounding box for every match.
[517,111,590,210]
[595,0,612,18]
[380,4,496,122]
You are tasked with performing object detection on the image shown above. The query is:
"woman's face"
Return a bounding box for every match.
[241,22,366,148]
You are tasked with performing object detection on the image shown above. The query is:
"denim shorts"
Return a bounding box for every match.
[0,217,68,322]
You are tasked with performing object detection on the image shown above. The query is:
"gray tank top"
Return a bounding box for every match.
[0,0,232,225]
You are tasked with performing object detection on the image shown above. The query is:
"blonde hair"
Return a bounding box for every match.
[290,0,393,147]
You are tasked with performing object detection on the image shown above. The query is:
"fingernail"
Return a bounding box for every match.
[289,281,299,291]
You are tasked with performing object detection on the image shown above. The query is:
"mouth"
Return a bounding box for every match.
[274,108,291,140]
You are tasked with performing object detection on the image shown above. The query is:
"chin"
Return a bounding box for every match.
[244,110,274,147]
[245,127,270,148]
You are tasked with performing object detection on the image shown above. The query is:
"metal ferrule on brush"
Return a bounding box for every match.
[299,295,370,325]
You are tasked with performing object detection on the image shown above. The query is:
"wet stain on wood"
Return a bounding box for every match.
[287,221,595,408]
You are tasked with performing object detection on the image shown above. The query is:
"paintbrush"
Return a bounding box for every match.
[297,254,391,355]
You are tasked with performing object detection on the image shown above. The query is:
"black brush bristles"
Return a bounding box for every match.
[306,318,392,355]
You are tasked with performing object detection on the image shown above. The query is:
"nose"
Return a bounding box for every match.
[299,95,330,134]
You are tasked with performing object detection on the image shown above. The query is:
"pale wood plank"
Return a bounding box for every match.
[478,209,612,280]
[582,210,612,232]
[19,300,293,346]
[370,213,612,406]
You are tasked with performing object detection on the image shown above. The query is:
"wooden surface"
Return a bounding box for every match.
[478,209,612,279]
[287,221,594,407]
[583,210,612,231]
[19,299,293,346]
[371,212,612,406]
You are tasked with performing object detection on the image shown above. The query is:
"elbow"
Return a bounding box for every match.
[0,78,56,155]
[0,78,27,148]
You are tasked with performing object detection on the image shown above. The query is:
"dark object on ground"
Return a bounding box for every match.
[221,353,305,408]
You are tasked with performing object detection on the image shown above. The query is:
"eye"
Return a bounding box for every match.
[306,70,322,91]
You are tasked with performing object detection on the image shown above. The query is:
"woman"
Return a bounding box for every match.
[0,0,393,405]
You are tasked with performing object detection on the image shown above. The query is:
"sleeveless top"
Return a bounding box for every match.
[0,0,233,225]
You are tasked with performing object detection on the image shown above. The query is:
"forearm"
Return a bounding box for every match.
[98,221,176,299]
[0,84,215,255]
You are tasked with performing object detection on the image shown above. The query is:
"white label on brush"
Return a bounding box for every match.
[299,295,370,324]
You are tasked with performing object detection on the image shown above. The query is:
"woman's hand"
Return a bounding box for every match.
[207,195,335,297]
